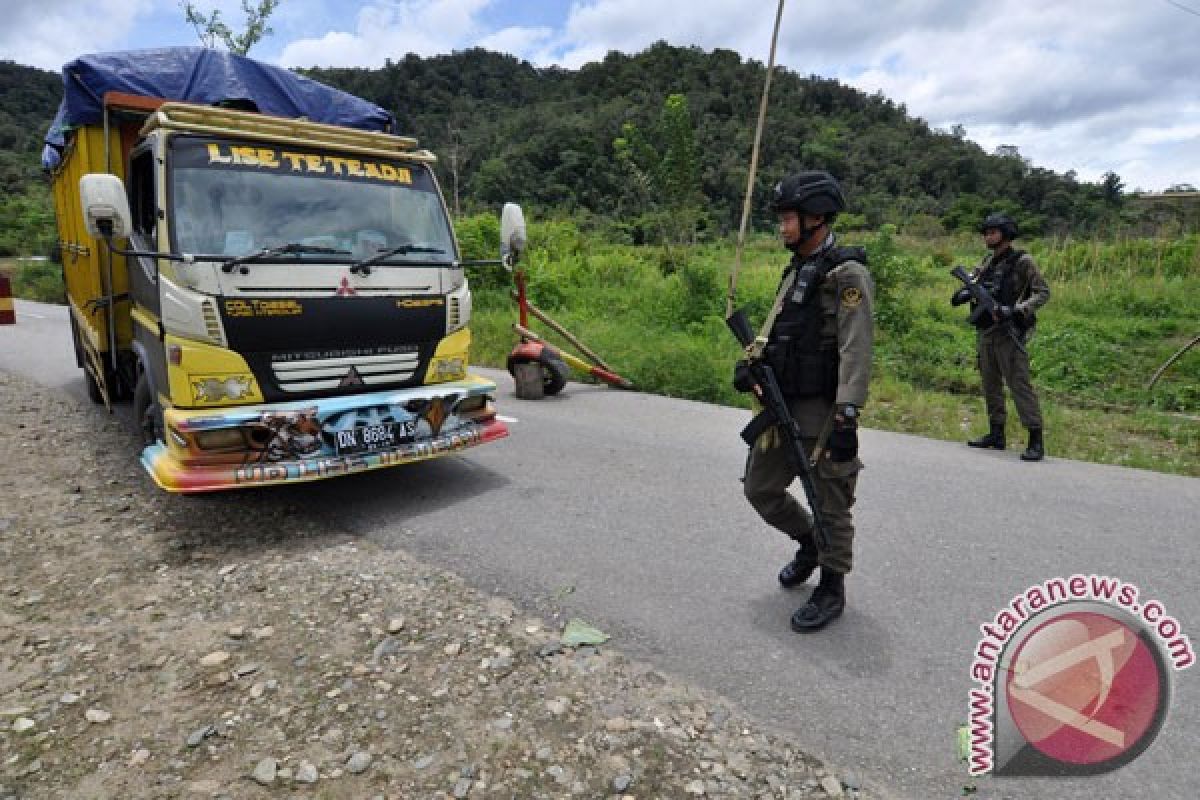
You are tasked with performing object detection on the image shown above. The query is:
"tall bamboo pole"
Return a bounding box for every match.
[725,0,786,319]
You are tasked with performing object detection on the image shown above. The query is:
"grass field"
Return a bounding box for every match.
[462,219,1199,477]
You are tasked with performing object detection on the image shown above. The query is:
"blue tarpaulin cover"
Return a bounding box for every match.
[43,47,396,168]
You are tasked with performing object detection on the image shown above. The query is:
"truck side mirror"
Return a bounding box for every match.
[500,202,526,268]
[79,173,133,240]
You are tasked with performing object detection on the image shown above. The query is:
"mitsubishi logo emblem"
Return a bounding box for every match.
[338,366,364,388]
[336,275,357,296]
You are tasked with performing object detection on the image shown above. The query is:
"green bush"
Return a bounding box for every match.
[13,257,64,303]
[455,213,500,262]
[0,184,56,258]
[867,224,920,334]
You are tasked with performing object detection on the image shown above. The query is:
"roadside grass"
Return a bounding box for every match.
[464,218,1198,477]
[866,373,1198,475]
[5,255,65,302]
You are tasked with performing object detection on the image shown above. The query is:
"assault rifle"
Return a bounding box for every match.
[950,265,998,327]
[950,265,1027,353]
[726,309,830,552]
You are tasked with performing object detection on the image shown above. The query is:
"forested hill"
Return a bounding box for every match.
[0,60,60,193]
[304,43,1121,236]
[3,44,1119,236]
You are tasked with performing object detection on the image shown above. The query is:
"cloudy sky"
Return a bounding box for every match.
[3,0,1198,192]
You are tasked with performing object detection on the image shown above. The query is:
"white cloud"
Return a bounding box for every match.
[1128,120,1200,147]
[0,0,156,70]
[475,26,553,60]
[773,0,1200,190]
[278,0,494,68]
[277,31,367,68]
[552,0,777,68]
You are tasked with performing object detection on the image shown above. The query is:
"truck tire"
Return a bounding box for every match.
[84,361,131,404]
[538,353,569,396]
[109,358,134,403]
[84,369,106,404]
[133,373,163,446]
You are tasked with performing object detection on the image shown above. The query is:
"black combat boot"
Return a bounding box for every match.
[1021,428,1044,461]
[778,547,819,589]
[967,423,1006,450]
[790,568,846,633]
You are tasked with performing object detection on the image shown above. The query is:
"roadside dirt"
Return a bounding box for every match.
[0,369,883,799]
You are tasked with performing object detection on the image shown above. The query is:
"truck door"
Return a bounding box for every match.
[126,145,161,317]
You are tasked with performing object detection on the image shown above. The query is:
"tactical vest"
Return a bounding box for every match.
[976,248,1029,331]
[765,245,867,399]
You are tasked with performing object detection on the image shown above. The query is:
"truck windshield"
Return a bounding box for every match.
[168,136,456,263]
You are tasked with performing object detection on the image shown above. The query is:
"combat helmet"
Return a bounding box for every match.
[979,212,1018,240]
[771,171,846,217]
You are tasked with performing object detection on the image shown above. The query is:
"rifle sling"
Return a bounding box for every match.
[753,267,800,352]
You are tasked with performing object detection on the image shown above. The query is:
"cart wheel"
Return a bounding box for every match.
[538,354,569,396]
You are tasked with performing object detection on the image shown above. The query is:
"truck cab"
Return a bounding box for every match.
[47,50,515,492]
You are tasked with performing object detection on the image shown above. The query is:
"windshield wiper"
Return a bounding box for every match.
[220,243,351,273]
[349,244,447,275]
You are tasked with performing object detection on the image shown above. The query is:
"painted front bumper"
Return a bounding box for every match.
[141,375,507,493]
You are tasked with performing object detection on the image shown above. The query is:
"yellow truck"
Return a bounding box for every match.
[44,48,521,492]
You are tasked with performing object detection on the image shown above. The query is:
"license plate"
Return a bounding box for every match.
[333,421,416,455]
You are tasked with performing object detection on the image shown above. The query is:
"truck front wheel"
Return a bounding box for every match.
[133,373,164,446]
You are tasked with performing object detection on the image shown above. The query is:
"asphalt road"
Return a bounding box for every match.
[3,298,1198,799]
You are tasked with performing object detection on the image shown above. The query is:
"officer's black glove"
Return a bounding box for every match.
[732,360,756,393]
[951,287,971,306]
[994,304,1014,322]
[828,408,858,462]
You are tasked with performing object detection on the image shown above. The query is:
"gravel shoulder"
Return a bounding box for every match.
[0,369,883,799]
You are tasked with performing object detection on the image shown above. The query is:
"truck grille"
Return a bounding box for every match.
[271,352,421,393]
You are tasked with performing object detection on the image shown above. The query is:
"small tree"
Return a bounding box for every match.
[444,115,475,218]
[1100,171,1125,207]
[613,93,704,270]
[183,0,280,56]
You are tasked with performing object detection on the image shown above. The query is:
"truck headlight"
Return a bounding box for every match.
[194,428,248,450]
[430,357,466,382]
[192,374,256,403]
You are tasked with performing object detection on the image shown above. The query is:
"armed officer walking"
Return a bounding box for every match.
[735,171,874,633]
[952,212,1051,461]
